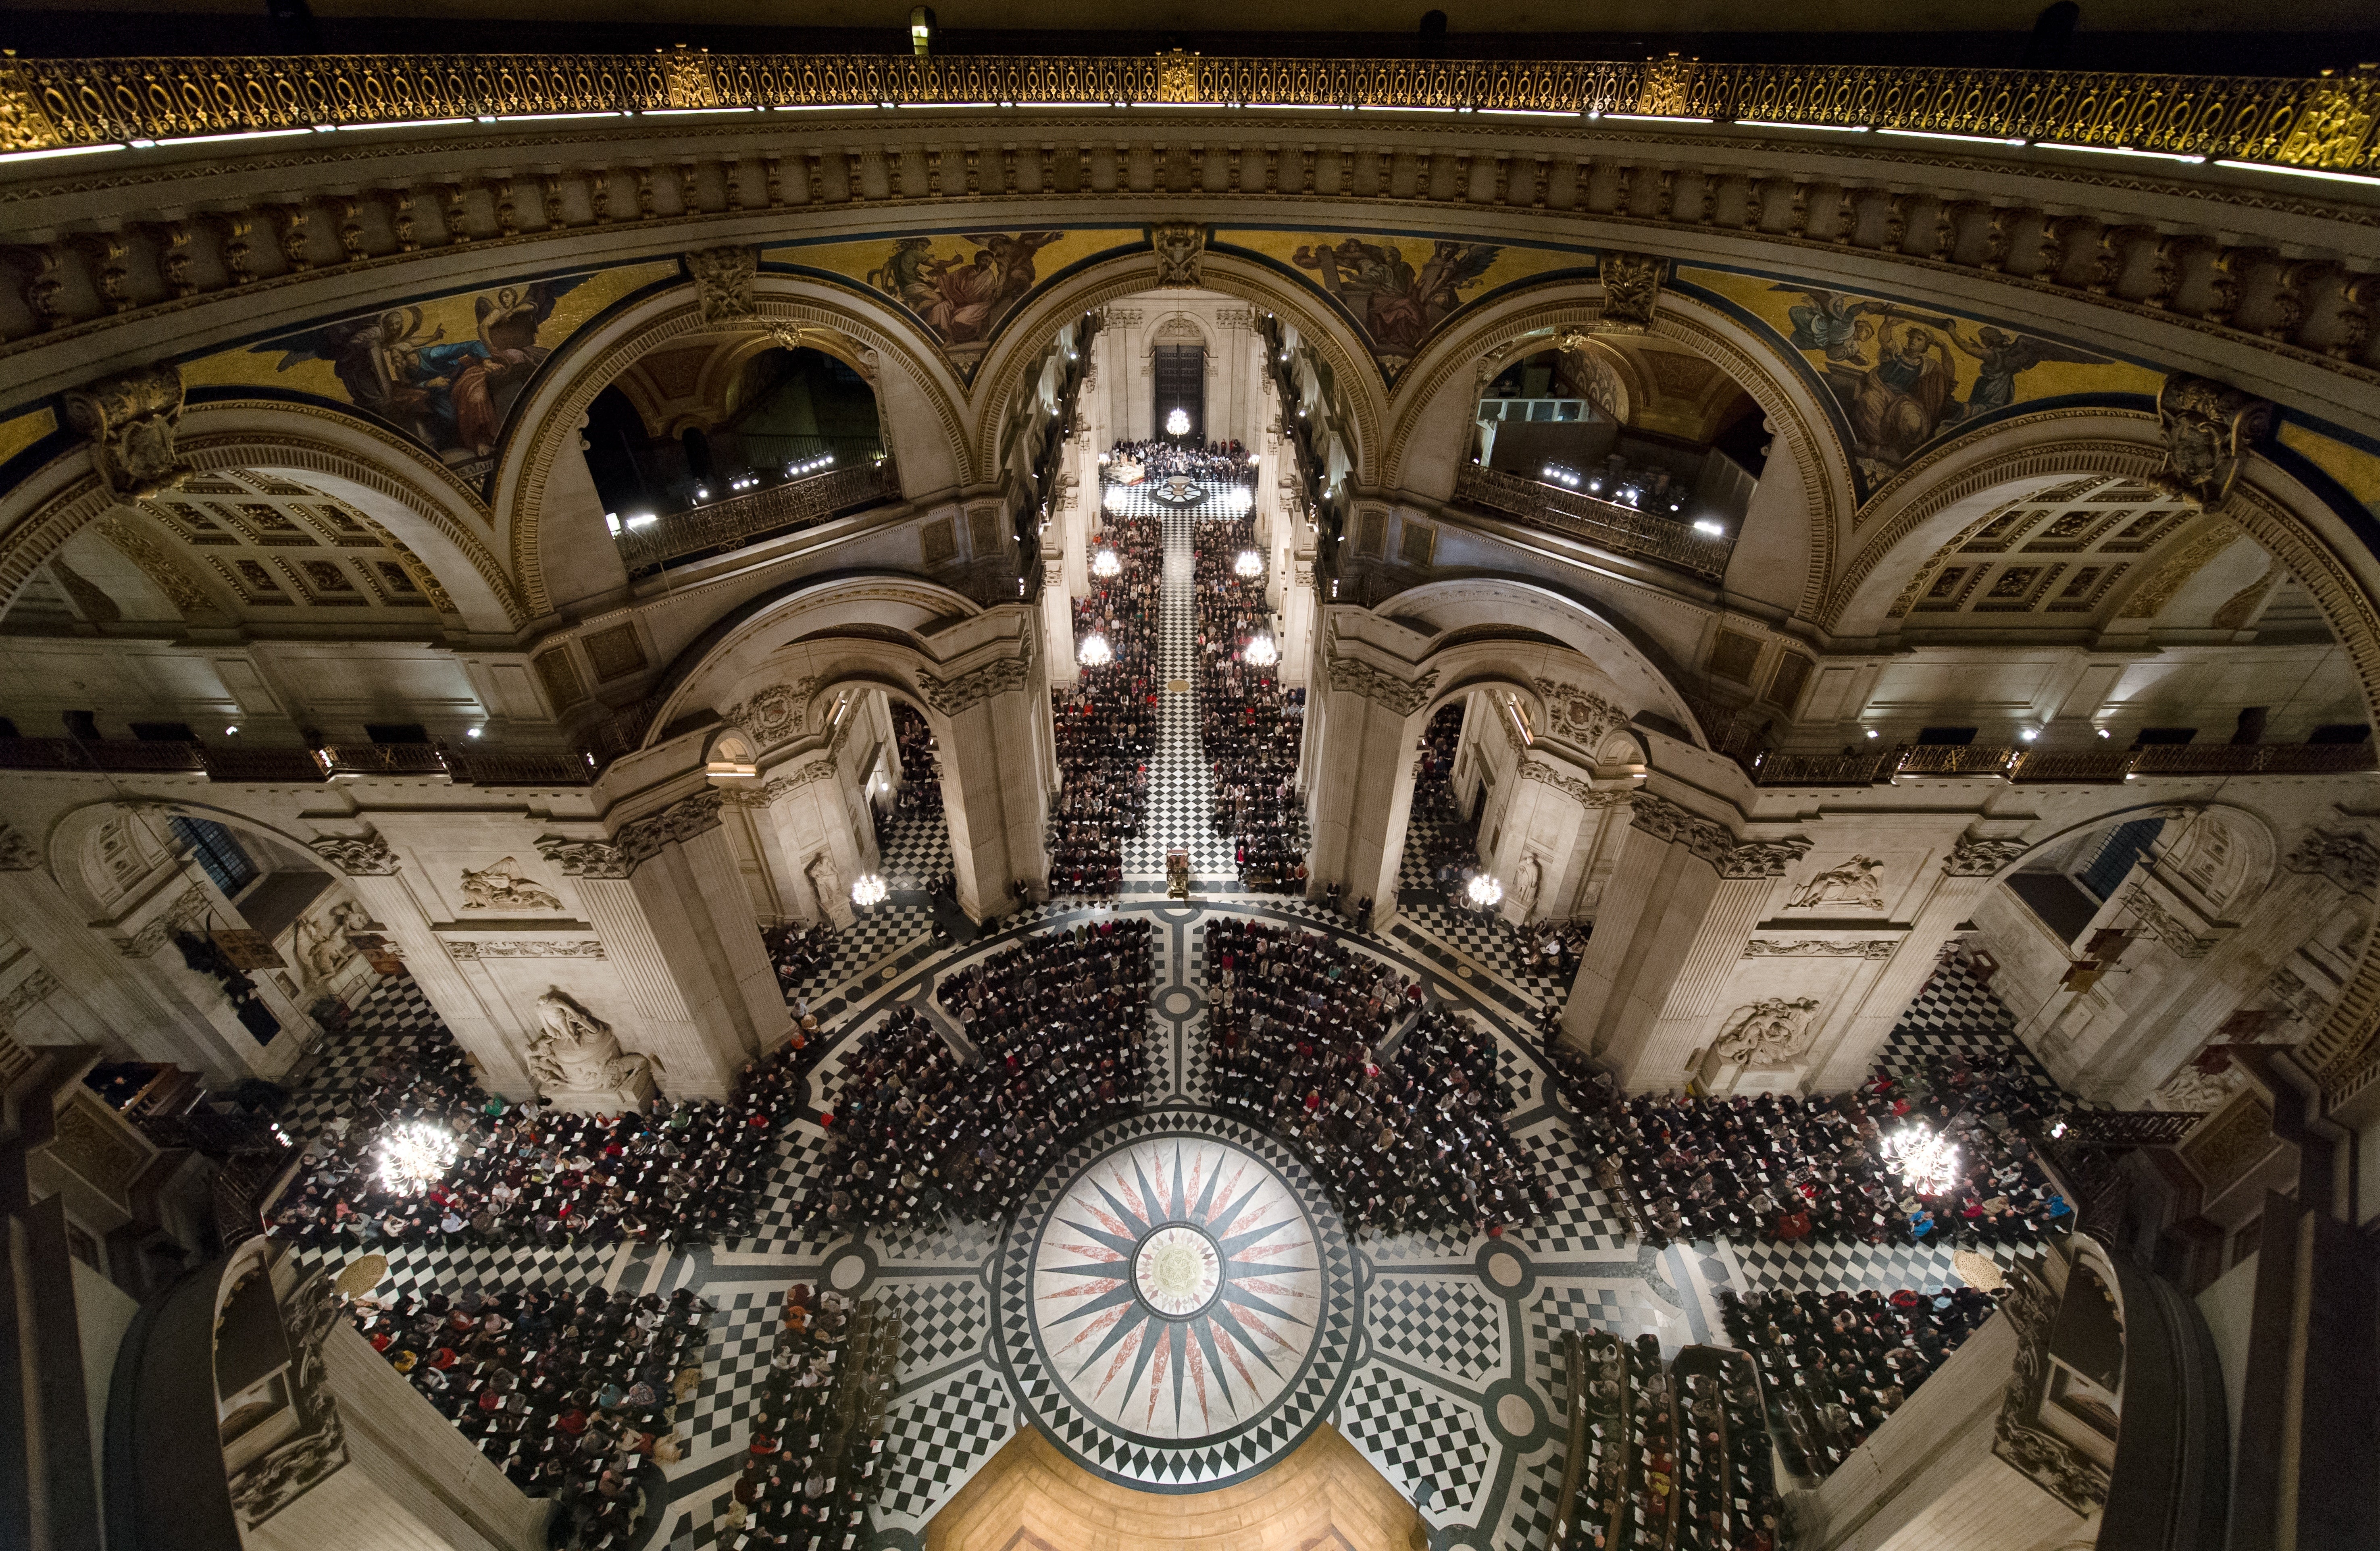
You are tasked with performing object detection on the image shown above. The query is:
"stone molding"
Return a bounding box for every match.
[2283,825,2380,894]
[308,831,401,876]
[1992,1264,2112,1515]
[2118,878,2220,958]
[446,940,607,960]
[1516,759,1633,807]
[534,836,629,879]
[718,760,839,807]
[1946,834,2033,877]
[1323,655,1438,716]
[919,655,1031,715]
[0,823,38,871]
[614,789,726,872]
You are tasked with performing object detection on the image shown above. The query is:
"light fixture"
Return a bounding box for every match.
[909,4,934,55]
[224,725,239,736]
[852,872,889,909]
[1165,408,1191,437]
[604,511,621,534]
[374,1121,459,1195]
[1242,634,1278,667]
[1692,519,1725,536]
[1234,550,1263,578]
[1078,632,1113,667]
[466,726,484,739]
[1880,1121,1962,1196]
[1092,548,1122,579]
[2097,727,2112,739]
[626,513,658,528]
[1466,873,1505,910]
[1865,728,1880,740]
[2019,728,2039,742]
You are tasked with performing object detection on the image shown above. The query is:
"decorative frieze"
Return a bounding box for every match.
[1945,834,2032,877]
[2283,826,2380,894]
[1788,855,1887,911]
[1323,657,1438,717]
[918,655,1032,715]
[614,789,727,871]
[1516,759,1632,807]
[1720,837,1813,880]
[447,940,607,960]
[1743,938,1897,959]
[534,837,629,879]
[456,857,563,912]
[308,831,401,875]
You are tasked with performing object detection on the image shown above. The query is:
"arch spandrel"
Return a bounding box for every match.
[967,249,1386,490]
[0,402,520,635]
[1382,279,1854,625]
[496,274,974,621]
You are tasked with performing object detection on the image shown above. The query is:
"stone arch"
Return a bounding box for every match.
[0,401,521,634]
[968,248,1386,490]
[1382,576,1707,746]
[45,796,346,936]
[1380,279,1855,622]
[496,272,974,620]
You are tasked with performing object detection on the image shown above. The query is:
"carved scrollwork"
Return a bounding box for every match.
[1711,996,1821,1065]
[1594,251,1665,333]
[2149,372,2274,511]
[534,837,629,879]
[64,362,191,501]
[1151,221,1206,287]
[721,677,818,746]
[1743,938,1898,959]
[447,940,607,960]
[308,831,401,876]
[613,789,727,871]
[2283,826,2380,894]
[1530,678,1629,746]
[1946,834,2032,877]
[2118,879,2220,958]
[1992,1266,2113,1514]
[1323,657,1438,717]
[684,244,758,326]
[918,656,1032,715]
[1720,837,1813,880]
[1628,792,1735,869]
[227,1265,348,1527]
[1517,760,1632,807]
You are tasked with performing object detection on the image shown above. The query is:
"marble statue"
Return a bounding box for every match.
[1510,853,1541,921]
[527,988,658,1111]
[1712,997,1822,1067]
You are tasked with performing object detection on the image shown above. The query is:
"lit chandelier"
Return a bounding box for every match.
[1881,1122,1963,1196]
[1078,632,1114,667]
[851,873,889,909]
[1165,407,1191,437]
[1091,548,1122,579]
[1234,550,1263,579]
[1242,634,1279,667]
[1466,873,1505,910]
[374,1121,459,1195]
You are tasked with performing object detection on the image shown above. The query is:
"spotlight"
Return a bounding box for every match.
[1865,729,1880,740]
[2097,727,2112,739]
[1692,519,1725,536]
[2020,728,2039,742]
[225,725,239,736]
[466,726,484,739]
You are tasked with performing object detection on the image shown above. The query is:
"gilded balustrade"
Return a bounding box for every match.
[2,50,2372,174]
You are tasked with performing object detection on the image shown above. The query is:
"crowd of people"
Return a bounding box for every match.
[1721,1285,2001,1480]
[888,703,944,826]
[1554,1046,2071,1251]
[346,1281,714,1548]
[1565,1333,1782,1551]
[1204,919,1547,1237]
[803,920,1156,1229]
[1193,510,1308,892]
[1048,511,1158,898]
[721,1282,894,1549]
[270,1035,815,1256]
[764,922,846,1006]
[1106,436,1254,486]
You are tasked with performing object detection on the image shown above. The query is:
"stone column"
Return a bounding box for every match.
[612,790,787,1095]
[1042,553,1078,688]
[1303,653,1436,920]
[308,831,539,1098]
[1809,834,2031,1090]
[922,650,1051,919]
[533,834,724,1098]
[1622,829,1812,1089]
[1279,553,1317,690]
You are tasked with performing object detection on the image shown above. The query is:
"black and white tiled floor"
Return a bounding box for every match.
[1114,482,1237,881]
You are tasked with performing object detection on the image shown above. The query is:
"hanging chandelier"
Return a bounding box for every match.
[1078,633,1114,667]
[1091,548,1122,579]
[1881,1122,1963,1196]
[1466,873,1505,910]
[1242,634,1279,667]
[374,1121,459,1195]
[851,873,889,909]
[1234,550,1263,579]
[1165,407,1191,437]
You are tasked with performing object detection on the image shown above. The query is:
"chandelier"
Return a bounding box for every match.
[1078,632,1113,667]
[1091,547,1121,579]
[1881,1122,1963,1196]
[374,1121,459,1195]
[1165,407,1191,437]
[851,872,889,909]
[1234,550,1263,579]
[1466,873,1505,910]
[1242,634,1279,667]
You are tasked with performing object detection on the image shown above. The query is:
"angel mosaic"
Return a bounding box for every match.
[1291,237,1501,362]
[867,232,1063,348]
[258,277,585,462]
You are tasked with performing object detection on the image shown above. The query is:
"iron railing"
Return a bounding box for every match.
[1453,462,1735,580]
[616,457,902,572]
[0,736,597,786]
[2,52,2372,175]
[1745,738,2377,786]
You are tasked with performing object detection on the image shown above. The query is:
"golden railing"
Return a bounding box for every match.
[1,49,2374,173]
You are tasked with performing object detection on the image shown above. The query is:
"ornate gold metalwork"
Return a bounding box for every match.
[0,52,2368,175]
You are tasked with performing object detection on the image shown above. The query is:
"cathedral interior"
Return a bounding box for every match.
[2,7,2378,1550]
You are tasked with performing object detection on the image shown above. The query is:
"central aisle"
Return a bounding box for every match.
[1122,485,1236,879]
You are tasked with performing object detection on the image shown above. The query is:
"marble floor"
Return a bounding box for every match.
[282,885,2038,1551]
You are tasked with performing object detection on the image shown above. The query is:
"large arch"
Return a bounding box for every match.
[496,269,976,620]
[1381,279,1855,626]
[0,401,521,635]
[967,246,1388,491]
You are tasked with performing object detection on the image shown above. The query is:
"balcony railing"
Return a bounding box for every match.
[1745,739,2378,786]
[1453,462,1734,580]
[616,457,902,573]
[1,53,2369,176]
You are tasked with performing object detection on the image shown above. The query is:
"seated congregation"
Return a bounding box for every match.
[1205,919,1549,1236]
[1047,509,1158,898]
[802,919,1156,1229]
[722,1282,897,1550]
[1193,509,1307,892]
[347,1281,715,1549]
[1566,1331,1784,1551]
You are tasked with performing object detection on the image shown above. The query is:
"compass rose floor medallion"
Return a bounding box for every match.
[996,1114,1359,1491]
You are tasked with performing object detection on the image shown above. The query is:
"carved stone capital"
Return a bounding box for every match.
[1594,250,1666,334]
[1720,836,1812,880]
[308,831,401,876]
[919,656,1032,716]
[2150,372,2273,510]
[1323,656,1437,717]
[1517,759,1632,807]
[1629,792,1736,868]
[1945,834,2032,877]
[65,362,191,501]
[614,789,727,871]
[1151,221,1206,287]
[534,836,629,879]
[684,244,758,325]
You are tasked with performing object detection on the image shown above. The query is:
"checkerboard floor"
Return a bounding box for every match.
[1371,1276,1508,1386]
[875,804,954,894]
[1335,1366,1494,1518]
[273,973,451,1140]
[1112,482,1238,881]
[1875,955,2066,1104]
